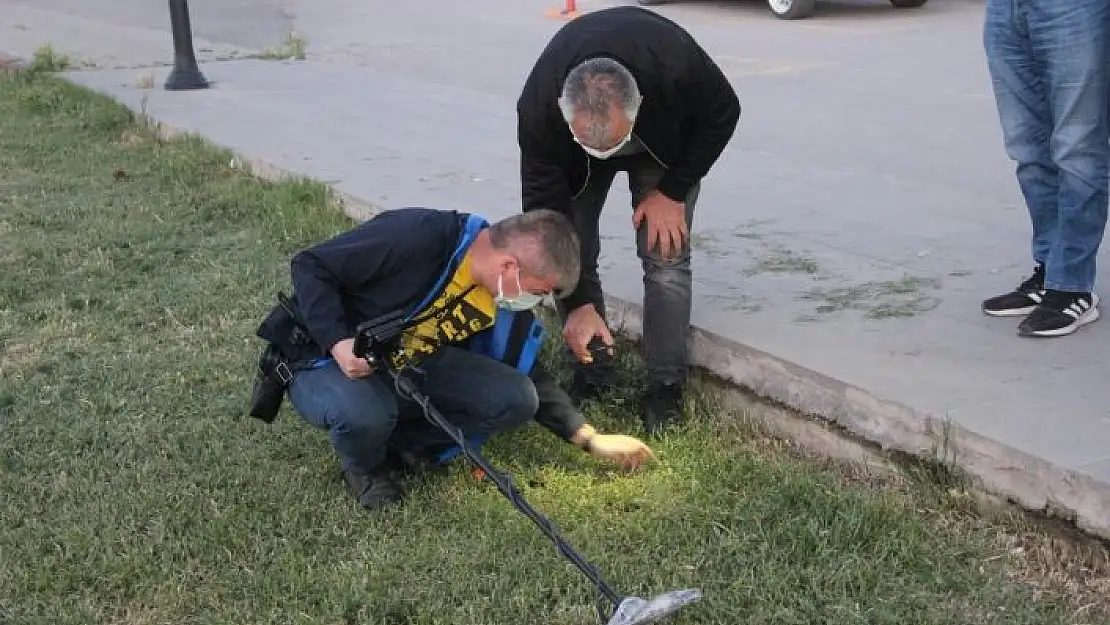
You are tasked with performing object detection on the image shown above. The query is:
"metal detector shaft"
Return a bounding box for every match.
[390,370,624,607]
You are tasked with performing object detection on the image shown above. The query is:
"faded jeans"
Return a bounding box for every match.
[287,346,539,474]
[558,151,699,387]
[984,0,1110,293]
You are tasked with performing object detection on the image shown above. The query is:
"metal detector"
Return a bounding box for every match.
[353,313,702,625]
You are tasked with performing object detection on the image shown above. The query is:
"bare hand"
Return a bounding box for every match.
[632,190,688,260]
[563,304,614,363]
[331,338,373,379]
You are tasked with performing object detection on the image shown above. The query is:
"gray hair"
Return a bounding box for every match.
[558,57,642,146]
[488,210,581,297]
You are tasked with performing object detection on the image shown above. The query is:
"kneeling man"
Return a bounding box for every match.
[260,207,653,510]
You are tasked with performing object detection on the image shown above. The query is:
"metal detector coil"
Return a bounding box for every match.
[352,313,701,625]
[607,589,703,625]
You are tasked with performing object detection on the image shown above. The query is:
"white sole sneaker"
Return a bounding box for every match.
[1019,293,1100,337]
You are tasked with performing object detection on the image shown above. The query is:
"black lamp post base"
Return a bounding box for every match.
[164,65,209,91]
[165,0,209,91]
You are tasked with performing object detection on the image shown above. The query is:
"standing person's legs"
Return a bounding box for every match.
[557,163,620,400]
[1017,0,1110,336]
[389,346,539,457]
[982,0,1110,337]
[627,153,698,432]
[287,360,403,509]
[982,0,1057,317]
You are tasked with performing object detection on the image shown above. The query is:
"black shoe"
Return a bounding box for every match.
[982,264,1045,317]
[386,445,449,478]
[1018,290,1100,337]
[641,382,684,434]
[343,467,403,510]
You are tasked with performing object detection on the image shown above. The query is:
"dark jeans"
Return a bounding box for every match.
[984,0,1110,292]
[559,151,699,386]
[287,346,539,474]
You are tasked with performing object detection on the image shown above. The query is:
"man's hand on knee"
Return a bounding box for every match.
[633,190,688,261]
[331,337,375,379]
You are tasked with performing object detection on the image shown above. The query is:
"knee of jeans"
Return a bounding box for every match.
[497,374,540,427]
[641,251,692,287]
[639,243,692,269]
[329,394,399,440]
[1051,124,1110,182]
[999,117,1050,164]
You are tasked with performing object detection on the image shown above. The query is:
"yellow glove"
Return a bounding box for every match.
[572,425,656,470]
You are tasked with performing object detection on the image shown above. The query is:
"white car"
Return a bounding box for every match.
[637,0,928,20]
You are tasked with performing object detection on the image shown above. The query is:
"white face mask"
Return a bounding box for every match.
[495,270,543,311]
[576,132,633,160]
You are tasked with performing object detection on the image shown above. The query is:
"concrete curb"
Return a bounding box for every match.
[605,299,1110,540]
[58,74,1110,543]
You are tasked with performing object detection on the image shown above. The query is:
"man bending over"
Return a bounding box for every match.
[516,6,740,433]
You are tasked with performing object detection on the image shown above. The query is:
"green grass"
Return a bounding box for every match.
[28,44,74,72]
[1,71,1107,625]
[251,30,308,61]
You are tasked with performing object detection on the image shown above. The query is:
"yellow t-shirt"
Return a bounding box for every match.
[394,253,496,368]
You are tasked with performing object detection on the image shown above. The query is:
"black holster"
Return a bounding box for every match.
[249,342,294,422]
[248,292,325,423]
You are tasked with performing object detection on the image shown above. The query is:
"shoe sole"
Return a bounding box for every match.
[983,305,1037,317]
[983,287,1045,317]
[1019,305,1100,338]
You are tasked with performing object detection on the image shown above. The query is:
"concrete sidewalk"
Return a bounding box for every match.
[0,0,291,69]
[37,0,1110,537]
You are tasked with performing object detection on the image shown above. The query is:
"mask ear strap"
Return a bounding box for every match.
[514,265,527,297]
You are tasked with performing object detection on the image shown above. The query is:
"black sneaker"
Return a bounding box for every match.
[385,444,449,478]
[1018,290,1100,337]
[982,264,1045,317]
[641,382,684,435]
[343,467,403,510]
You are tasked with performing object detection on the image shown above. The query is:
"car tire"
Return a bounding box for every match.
[890,0,927,7]
[767,0,816,19]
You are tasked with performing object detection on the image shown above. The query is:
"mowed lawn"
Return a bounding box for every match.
[1,70,1107,625]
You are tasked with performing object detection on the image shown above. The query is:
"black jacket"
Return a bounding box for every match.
[284,207,586,442]
[516,6,740,209]
[289,207,464,355]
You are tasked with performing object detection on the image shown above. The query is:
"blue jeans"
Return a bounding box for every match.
[287,346,539,474]
[984,0,1110,293]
